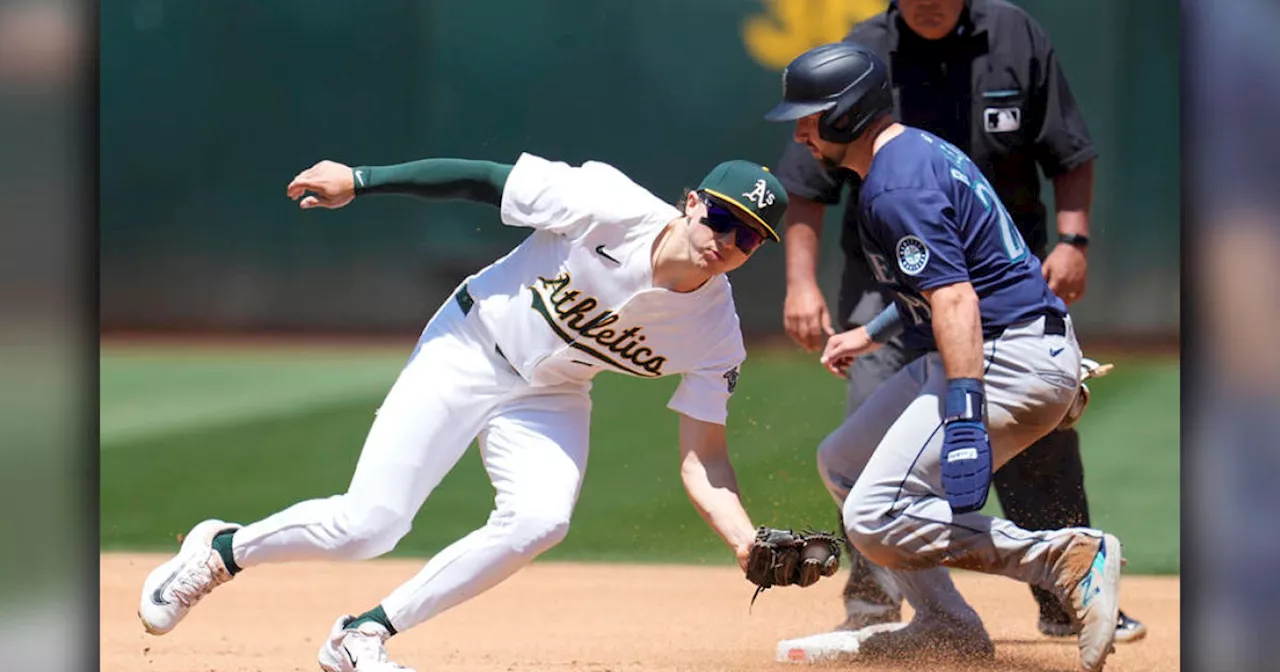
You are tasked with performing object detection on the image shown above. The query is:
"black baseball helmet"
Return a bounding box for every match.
[763,42,894,144]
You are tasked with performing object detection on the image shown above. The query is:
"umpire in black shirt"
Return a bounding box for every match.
[775,0,1147,642]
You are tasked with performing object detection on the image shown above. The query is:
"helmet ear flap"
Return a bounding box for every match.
[818,91,861,143]
[818,80,893,144]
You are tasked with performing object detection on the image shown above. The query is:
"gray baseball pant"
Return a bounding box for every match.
[818,314,1089,626]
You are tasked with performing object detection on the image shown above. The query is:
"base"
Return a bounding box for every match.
[775,623,907,664]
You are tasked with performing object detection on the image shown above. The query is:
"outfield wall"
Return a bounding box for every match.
[101,0,1179,339]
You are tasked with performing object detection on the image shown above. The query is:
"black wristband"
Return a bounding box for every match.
[352,166,373,194]
[943,378,986,423]
[1058,233,1090,248]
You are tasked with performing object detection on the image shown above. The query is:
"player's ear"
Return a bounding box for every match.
[683,189,701,216]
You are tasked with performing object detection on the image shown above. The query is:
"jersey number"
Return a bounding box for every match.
[950,167,1027,262]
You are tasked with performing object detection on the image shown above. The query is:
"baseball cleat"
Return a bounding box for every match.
[138,519,241,635]
[1039,609,1148,643]
[318,615,417,672]
[1113,611,1149,643]
[1059,532,1123,672]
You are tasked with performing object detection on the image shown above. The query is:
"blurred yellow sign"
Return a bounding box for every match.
[743,0,888,70]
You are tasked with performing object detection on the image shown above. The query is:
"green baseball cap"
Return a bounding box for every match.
[697,160,788,242]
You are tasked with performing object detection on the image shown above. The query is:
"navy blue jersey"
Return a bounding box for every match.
[856,128,1066,351]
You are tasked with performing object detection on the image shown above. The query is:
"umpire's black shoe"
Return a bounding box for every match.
[1038,609,1149,643]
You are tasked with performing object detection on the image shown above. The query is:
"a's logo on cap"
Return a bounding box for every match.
[743,178,776,209]
[896,235,929,276]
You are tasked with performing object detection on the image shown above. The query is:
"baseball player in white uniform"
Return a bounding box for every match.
[136,151,791,672]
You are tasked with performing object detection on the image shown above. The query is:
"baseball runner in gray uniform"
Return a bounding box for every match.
[765,42,1124,672]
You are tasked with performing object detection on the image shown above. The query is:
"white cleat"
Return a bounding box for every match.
[1061,532,1123,672]
[138,519,241,635]
[318,615,417,672]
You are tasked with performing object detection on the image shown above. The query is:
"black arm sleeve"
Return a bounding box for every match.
[353,158,514,207]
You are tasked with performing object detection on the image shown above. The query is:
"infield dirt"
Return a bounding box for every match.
[102,553,1177,672]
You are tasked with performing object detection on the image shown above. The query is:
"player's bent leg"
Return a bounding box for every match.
[375,386,592,634]
[139,296,512,638]
[833,540,902,631]
[844,431,1118,669]
[232,299,512,568]
[818,359,923,505]
[996,422,1149,643]
[847,317,1123,670]
[822,360,987,647]
[831,336,926,630]
[836,385,992,658]
[994,428,1088,629]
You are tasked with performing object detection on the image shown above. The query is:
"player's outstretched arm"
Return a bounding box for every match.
[287,158,514,211]
[677,413,757,572]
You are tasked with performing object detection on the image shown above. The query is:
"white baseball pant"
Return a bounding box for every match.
[228,287,592,632]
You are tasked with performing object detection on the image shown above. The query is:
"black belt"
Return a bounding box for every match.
[987,312,1067,340]
[1043,313,1066,336]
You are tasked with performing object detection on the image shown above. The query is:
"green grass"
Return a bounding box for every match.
[100,343,1180,573]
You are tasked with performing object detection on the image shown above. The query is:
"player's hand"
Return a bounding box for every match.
[819,327,879,378]
[736,543,751,573]
[940,420,992,513]
[1042,242,1088,304]
[287,160,356,210]
[940,378,992,514]
[783,282,834,352]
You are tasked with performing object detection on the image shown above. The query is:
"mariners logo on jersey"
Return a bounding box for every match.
[896,235,929,276]
[528,272,667,377]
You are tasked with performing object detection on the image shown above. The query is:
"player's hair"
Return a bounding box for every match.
[677,186,696,210]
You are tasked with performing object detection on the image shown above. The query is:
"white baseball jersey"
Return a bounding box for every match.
[461,152,746,425]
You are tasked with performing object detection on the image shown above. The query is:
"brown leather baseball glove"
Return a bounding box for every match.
[745,526,842,606]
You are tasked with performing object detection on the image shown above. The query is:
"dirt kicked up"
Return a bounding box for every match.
[102,553,1179,672]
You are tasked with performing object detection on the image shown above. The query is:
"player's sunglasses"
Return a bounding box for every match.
[698,193,767,254]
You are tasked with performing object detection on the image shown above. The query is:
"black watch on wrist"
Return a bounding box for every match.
[1059,233,1090,248]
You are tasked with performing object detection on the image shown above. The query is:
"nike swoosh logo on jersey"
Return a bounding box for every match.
[344,644,357,667]
[594,245,620,264]
[1050,347,1065,357]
